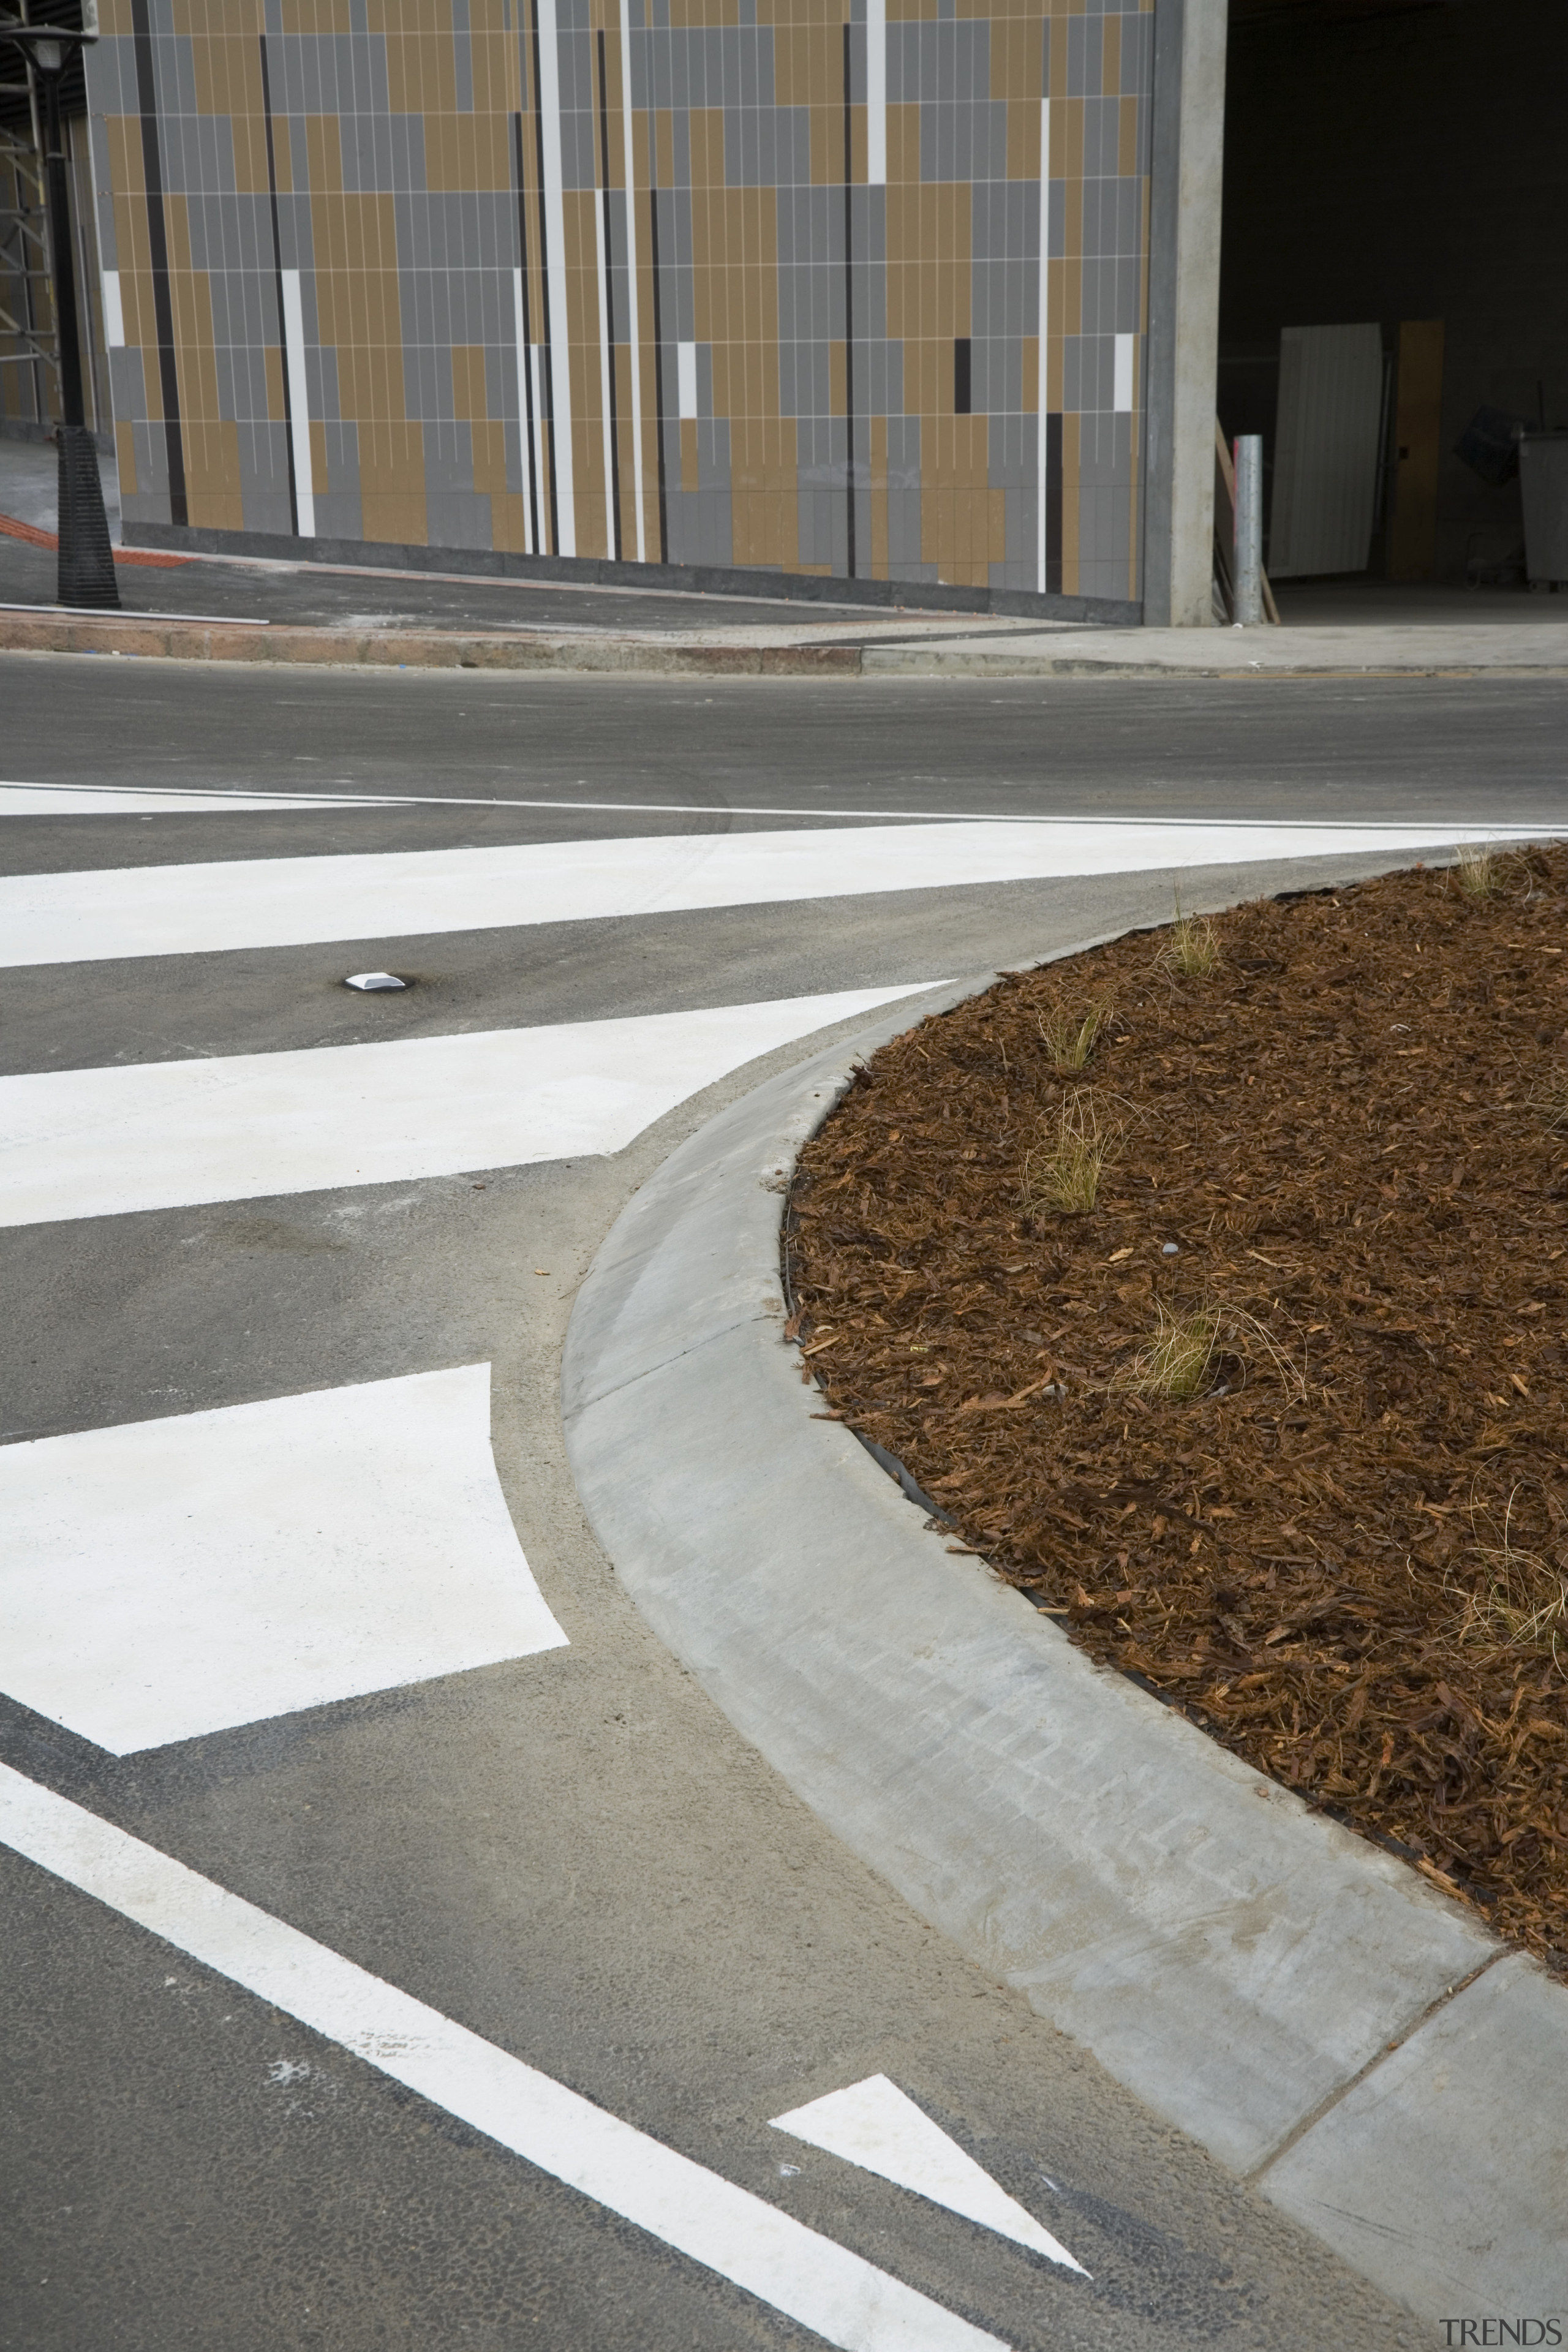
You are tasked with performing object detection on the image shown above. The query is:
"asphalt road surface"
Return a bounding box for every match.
[5,650,1561,2351]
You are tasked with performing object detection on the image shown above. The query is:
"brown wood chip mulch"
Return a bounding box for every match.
[785,846,1568,1966]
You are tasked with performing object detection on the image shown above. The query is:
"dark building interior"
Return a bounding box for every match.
[1219,0,1566,599]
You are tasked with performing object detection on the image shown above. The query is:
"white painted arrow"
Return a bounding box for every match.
[771,2075,1088,2275]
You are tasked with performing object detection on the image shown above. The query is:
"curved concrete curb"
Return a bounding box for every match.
[562,974,1568,2323]
[0,612,864,675]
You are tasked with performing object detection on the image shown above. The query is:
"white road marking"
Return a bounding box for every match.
[0,1366,567,1753]
[0,820,1548,967]
[4,777,1561,839]
[0,984,935,1227]
[0,1765,1008,2352]
[771,2077,1087,2275]
[0,784,384,815]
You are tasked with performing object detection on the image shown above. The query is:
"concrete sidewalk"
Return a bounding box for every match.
[6,432,1568,677]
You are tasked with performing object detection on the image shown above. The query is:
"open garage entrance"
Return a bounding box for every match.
[1218,0,1568,624]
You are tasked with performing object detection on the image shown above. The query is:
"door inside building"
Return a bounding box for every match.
[1217,0,1567,622]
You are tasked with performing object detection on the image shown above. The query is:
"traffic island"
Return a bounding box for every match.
[785,848,1568,1966]
[563,862,1568,2324]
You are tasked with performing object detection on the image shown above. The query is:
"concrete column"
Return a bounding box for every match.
[1142,0,1228,627]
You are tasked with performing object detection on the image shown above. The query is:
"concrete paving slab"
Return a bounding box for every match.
[1259,1953,1568,2320]
[864,622,1568,679]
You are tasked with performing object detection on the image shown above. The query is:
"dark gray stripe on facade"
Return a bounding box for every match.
[258,36,297,538]
[130,0,186,527]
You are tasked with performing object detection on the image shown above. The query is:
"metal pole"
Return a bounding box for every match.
[33,36,119,608]
[1233,431,1262,626]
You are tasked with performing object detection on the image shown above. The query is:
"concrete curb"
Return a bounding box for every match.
[0,613,865,675]
[7,607,1568,683]
[864,643,1568,681]
[562,966,1568,2324]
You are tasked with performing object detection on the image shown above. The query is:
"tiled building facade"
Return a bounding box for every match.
[85,0,1152,601]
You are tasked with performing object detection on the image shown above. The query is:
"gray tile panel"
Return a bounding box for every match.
[426,489,493,548]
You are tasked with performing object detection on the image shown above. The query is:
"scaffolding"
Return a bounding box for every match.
[0,74,56,431]
[1,6,104,440]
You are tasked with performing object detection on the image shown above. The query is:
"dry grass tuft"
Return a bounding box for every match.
[1038,996,1114,1074]
[1529,1063,1568,1135]
[1123,1300,1221,1400]
[1453,843,1511,899]
[1118,1299,1310,1405]
[1021,1089,1120,1216]
[1158,900,1221,979]
[1448,1488,1568,1668]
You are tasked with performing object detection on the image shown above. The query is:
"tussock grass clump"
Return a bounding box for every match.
[1449,1489,1568,1668]
[1038,996,1114,1074]
[1021,1089,1120,1217]
[1119,1300,1309,1404]
[1529,1064,1568,1135]
[1453,843,1509,899]
[1158,900,1221,979]
[1124,1300,1221,1400]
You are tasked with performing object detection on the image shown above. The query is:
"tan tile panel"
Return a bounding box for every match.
[561,188,608,555]
[885,183,971,342]
[277,1,360,31]
[652,110,675,191]
[160,198,226,442]
[990,15,1041,111]
[756,0,851,29]
[730,422,797,567]
[679,417,698,494]
[1101,12,1120,96]
[1119,92,1140,177]
[230,114,273,201]
[450,344,491,423]
[113,419,140,497]
[491,489,529,552]
[869,413,888,575]
[1006,96,1044,181]
[312,197,409,426]
[772,21,845,113]
[170,0,259,34]
[609,343,638,549]
[377,19,459,116]
[469,19,526,116]
[669,0,742,24]
[1044,258,1064,404]
[184,421,246,530]
[424,111,513,193]
[356,419,427,545]
[469,417,511,497]
[188,19,265,143]
[886,101,919,186]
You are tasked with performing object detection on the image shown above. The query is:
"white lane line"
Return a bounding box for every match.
[0,985,936,1227]
[1,821,1549,968]
[4,777,1561,835]
[0,1766,1007,2352]
[0,784,388,815]
[771,2077,1087,2275]
[0,1366,566,1755]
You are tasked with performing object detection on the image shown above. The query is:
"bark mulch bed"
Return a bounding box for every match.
[785,846,1568,1965]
